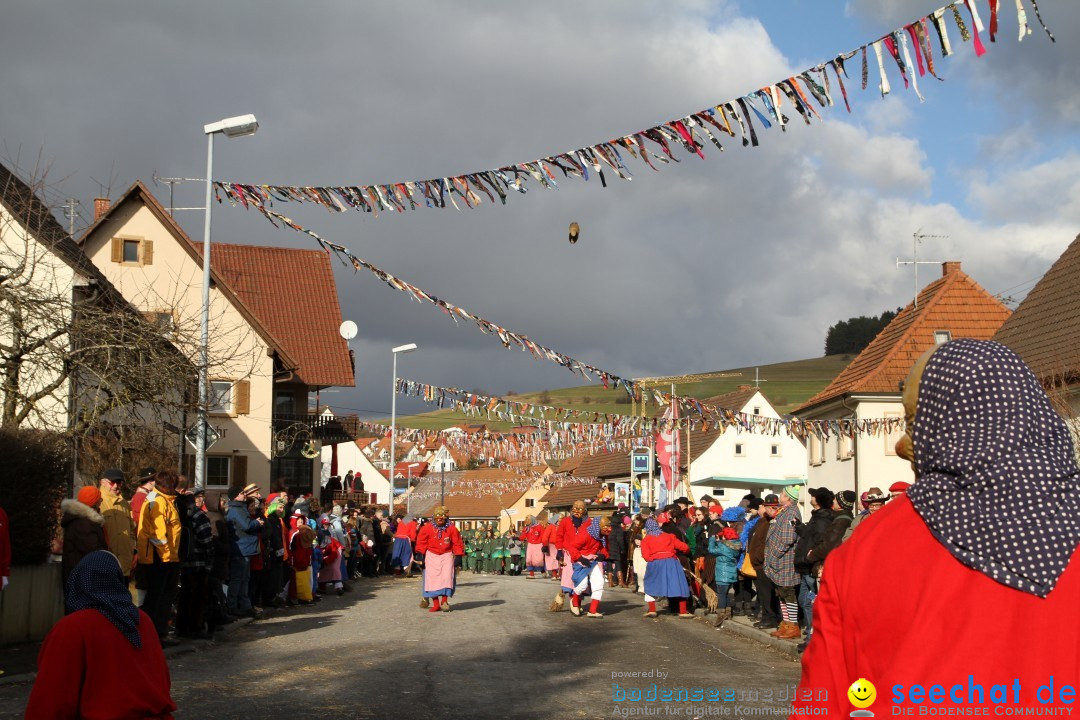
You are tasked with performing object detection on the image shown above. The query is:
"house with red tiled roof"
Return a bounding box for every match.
[408,467,544,532]
[993,233,1080,443]
[795,262,1011,499]
[78,181,356,495]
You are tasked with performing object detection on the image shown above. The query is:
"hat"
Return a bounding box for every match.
[432,505,449,517]
[77,486,102,507]
[138,467,156,483]
[762,494,780,507]
[674,497,690,506]
[809,487,835,507]
[866,492,890,504]
[721,527,739,540]
[699,494,715,504]
[101,468,124,482]
[708,504,723,515]
[241,483,259,496]
[720,506,745,522]
[747,497,763,510]
[320,517,331,525]
[783,485,800,502]
[622,515,632,526]
[888,481,911,493]
[836,490,857,510]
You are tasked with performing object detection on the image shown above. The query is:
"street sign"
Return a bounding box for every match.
[185,421,221,451]
[631,451,650,474]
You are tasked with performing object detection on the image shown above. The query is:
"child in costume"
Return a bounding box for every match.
[641,517,692,618]
[708,525,743,627]
[288,510,317,604]
[390,513,417,576]
[521,515,545,578]
[539,511,559,579]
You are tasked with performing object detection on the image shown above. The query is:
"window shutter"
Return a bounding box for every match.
[232,455,247,486]
[235,380,250,415]
[141,240,153,265]
[111,237,123,263]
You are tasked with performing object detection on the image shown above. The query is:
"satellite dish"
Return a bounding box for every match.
[339,320,358,341]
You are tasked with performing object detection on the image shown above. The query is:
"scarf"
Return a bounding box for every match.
[65,551,142,648]
[571,515,585,529]
[585,518,607,551]
[907,339,1080,597]
[433,519,450,540]
[645,518,662,536]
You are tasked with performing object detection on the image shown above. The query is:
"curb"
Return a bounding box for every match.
[692,608,800,661]
[0,616,256,686]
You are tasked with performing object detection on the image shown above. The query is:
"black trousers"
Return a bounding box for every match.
[177,568,209,635]
[141,559,181,639]
[753,569,778,622]
[734,575,755,604]
[261,559,284,605]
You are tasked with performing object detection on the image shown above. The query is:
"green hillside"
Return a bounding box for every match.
[396,355,852,430]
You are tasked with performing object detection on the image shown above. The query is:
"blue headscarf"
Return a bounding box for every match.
[907,339,1080,598]
[720,506,746,522]
[65,551,142,648]
[645,518,662,536]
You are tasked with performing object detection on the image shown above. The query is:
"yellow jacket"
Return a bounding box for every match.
[99,488,137,575]
[136,489,181,564]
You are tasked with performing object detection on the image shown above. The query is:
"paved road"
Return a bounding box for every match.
[0,573,802,719]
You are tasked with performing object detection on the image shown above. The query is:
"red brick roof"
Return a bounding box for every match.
[540,482,613,511]
[573,450,632,479]
[209,243,354,388]
[993,234,1080,384]
[797,263,1011,413]
[393,461,428,478]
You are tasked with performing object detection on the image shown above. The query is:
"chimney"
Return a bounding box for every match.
[942,261,961,277]
[93,197,111,221]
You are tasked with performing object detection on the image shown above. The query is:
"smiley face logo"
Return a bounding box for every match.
[848,678,877,709]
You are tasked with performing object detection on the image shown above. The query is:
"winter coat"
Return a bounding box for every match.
[99,488,136,576]
[764,503,801,587]
[809,508,853,575]
[226,500,262,558]
[61,499,108,580]
[794,507,836,574]
[686,522,707,558]
[607,524,628,562]
[747,515,771,570]
[263,514,287,565]
[136,489,181,564]
[203,492,230,581]
[708,535,743,584]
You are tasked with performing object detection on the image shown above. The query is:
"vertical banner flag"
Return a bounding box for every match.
[656,400,681,508]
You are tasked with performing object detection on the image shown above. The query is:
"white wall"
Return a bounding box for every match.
[321,440,390,505]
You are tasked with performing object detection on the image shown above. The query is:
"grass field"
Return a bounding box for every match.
[395,354,853,430]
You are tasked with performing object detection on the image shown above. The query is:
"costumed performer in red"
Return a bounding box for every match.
[550,500,589,611]
[539,511,559,579]
[25,550,176,719]
[568,516,612,617]
[414,505,464,613]
[522,514,546,578]
[794,339,1080,717]
[390,513,417,576]
[641,517,693,618]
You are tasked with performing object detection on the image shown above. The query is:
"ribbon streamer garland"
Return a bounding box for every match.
[213,1,1054,222]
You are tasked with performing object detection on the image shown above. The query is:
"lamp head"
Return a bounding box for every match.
[204,114,259,138]
[392,343,418,354]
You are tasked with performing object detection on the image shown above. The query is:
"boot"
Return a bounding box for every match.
[732,602,744,617]
[755,616,779,629]
[769,621,788,637]
[714,607,732,629]
[775,621,801,639]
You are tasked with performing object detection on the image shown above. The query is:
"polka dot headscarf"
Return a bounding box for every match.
[645,518,663,536]
[907,339,1080,598]
[65,550,142,648]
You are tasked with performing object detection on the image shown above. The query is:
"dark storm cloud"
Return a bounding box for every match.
[3,1,1078,418]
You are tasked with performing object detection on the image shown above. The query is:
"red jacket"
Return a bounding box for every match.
[540,523,556,547]
[415,522,464,556]
[0,506,11,580]
[25,609,176,719]
[567,528,607,563]
[554,516,593,551]
[394,520,417,542]
[523,524,544,544]
[641,533,688,561]
[795,496,1080,716]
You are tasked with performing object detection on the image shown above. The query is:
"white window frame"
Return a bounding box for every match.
[810,434,823,466]
[209,380,234,416]
[205,456,231,488]
[525,498,536,508]
[770,443,781,458]
[734,442,745,457]
[884,412,903,456]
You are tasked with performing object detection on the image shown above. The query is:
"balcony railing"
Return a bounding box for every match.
[273,412,361,445]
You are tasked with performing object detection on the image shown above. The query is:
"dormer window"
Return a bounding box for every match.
[934,330,952,345]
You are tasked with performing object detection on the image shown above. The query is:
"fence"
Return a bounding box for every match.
[0,563,64,644]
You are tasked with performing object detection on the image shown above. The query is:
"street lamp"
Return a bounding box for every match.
[405,462,420,515]
[194,114,259,490]
[388,343,417,514]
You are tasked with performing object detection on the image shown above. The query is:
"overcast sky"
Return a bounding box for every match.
[4,1,1078,419]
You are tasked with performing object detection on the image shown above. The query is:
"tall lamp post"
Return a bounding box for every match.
[388,343,417,514]
[195,114,259,490]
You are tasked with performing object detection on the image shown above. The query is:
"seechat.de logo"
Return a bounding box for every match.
[848,678,877,717]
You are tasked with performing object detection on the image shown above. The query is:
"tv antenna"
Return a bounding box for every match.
[896,230,947,308]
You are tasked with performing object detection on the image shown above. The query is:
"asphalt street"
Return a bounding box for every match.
[0,573,802,719]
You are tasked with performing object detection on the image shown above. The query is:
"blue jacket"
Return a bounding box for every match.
[226,500,262,557]
[708,536,743,585]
